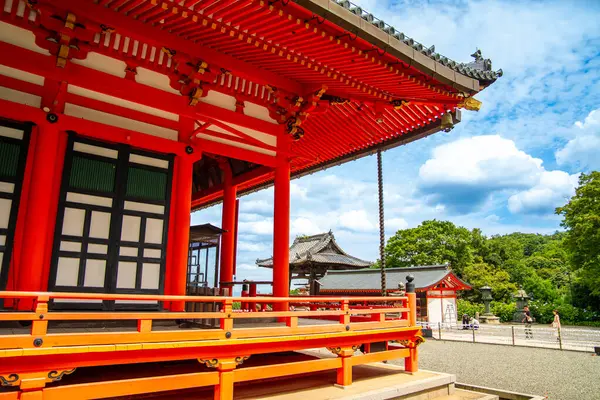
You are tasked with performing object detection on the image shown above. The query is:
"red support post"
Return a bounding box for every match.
[272,135,291,311]
[241,283,249,311]
[249,283,258,297]
[405,346,419,373]
[219,162,237,291]
[169,154,194,311]
[232,199,239,277]
[408,292,417,327]
[249,282,257,312]
[16,122,60,309]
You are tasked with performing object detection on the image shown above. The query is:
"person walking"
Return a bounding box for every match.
[551,310,561,341]
[522,306,533,339]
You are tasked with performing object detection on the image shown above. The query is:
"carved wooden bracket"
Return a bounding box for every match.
[0,368,77,388]
[397,335,425,348]
[267,85,328,141]
[198,356,250,370]
[327,345,359,357]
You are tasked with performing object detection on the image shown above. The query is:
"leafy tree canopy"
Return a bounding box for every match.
[378,172,600,321]
[557,172,600,296]
[385,220,473,276]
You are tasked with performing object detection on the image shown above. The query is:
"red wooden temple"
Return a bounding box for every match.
[319,265,472,325]
[0,0,499,399]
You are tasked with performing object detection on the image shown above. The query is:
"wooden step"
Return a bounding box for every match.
[433,388,499,400]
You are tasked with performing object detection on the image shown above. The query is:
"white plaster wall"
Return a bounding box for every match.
[427,297,442,325]
[0,21,49,55]
[64,103,178,141]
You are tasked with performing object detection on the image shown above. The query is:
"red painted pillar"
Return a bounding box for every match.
[249,282,257,312]
[170,154,193,311]
[17,122,60,309]
[272,137,291,311]
[219,162,237,292]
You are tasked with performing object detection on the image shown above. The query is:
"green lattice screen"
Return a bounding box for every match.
[69,155,116,193]
[0,141,20,178]
[126,167,167,201]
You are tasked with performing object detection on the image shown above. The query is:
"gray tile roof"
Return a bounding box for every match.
[256,231,372,269]
[326,1,502,83]
[319,264,469,291]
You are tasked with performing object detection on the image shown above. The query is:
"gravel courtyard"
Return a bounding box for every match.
[392,340,600,400]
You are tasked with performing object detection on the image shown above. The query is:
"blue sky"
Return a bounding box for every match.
[193,0,600,288]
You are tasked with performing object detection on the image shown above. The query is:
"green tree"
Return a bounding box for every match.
[556,172,600,298]
[461,262,517,303]
[385,220,473,276]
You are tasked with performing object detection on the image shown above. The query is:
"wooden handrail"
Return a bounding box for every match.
[0,291,406,303]
[0,291,416,354]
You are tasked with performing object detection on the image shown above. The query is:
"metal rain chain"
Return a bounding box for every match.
[377,149,387,296]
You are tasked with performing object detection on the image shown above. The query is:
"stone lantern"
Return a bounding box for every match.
[513,288,530,322]
[479,285,499,324]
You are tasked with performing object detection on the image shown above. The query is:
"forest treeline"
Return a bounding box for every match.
[379,172,600,326]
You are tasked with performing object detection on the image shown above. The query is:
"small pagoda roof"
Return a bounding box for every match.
[256,231,372,269]
[189,223,225,244]
[319,264,471,293]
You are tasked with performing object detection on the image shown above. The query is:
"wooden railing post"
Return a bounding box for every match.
[407,293,416,327]
[214,360,236,400]
[286,316,298,328]
[137,319,152,333]
[405,344,418,373]
[200,357,248,400]
[329,346,356,387]
[31,296,49,337]
[221,299,234,333]
[339,300,350,325]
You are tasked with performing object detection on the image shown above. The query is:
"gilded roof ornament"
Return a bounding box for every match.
[458,97,482,112]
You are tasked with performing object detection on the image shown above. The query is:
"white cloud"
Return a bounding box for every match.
[237,241,268,252]
[420,135,542,188]
[485,214,500,223]
[508,170,579,215]
[556,108,600,170]
[241,199,273,214]
[290,182,308,200]
[386,217,408,231]
[418,135,545,212]
[290,217,321,235]
[419,135,579,215]
[339,209,376,232]
[238,219,273,236]
[237,263,258,271]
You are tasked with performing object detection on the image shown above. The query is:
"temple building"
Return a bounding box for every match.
[0,0,499,398]
[319,264,472,325]
[257,231,372,294]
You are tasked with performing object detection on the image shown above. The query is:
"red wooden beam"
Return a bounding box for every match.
[197,117,277,151]
[191,165,273,205]
[0,98,188,156]
[0,40,280,136]
[196,137,276,167]
[48,0,303,95]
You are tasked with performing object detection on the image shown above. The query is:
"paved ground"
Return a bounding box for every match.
[393,340,600,400]
[429,325,600,352]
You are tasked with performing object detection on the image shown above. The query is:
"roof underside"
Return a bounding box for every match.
[2,0,499,208]
[319,264,471,291]
[257,232,372,269]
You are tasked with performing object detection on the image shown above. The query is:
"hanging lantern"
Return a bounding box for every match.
[441,112,454,132]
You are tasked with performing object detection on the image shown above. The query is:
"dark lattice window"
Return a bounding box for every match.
[126,167,167,201]
[0,141,20,178]
[69,156,116,193]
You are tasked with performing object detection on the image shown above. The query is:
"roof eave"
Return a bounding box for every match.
[195,110,458,210]
[295,0,481,94]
